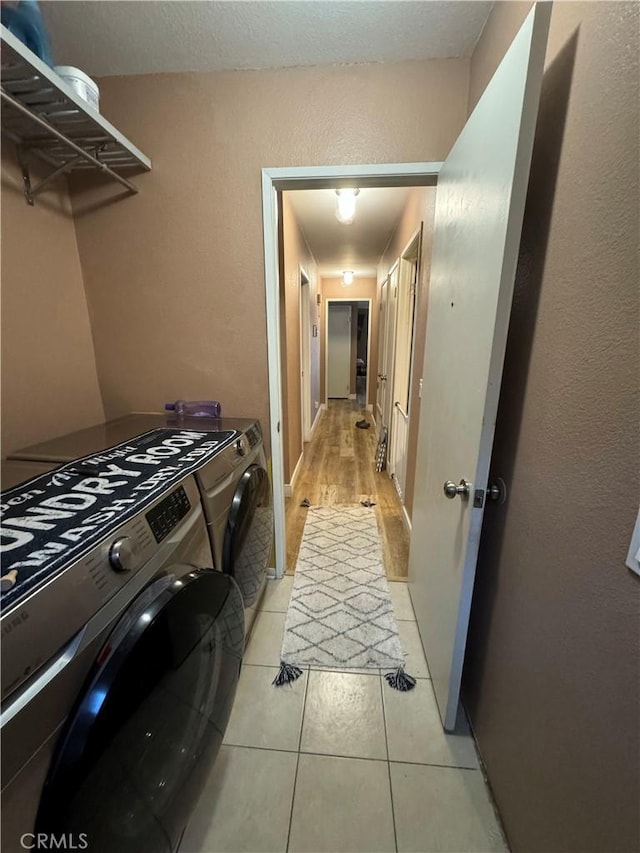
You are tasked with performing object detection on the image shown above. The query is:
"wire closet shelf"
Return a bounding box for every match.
[0,24,151,204]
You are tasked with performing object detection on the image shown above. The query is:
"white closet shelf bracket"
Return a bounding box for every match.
[1,24,151,206]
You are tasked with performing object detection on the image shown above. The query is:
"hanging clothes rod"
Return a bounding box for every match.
[1,89,139,197]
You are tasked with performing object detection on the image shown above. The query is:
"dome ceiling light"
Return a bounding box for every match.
[335,188,360,224]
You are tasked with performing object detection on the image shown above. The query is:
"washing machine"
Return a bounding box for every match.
[1,474,244,853]
[1,459,60,490]
[9,413,274,635]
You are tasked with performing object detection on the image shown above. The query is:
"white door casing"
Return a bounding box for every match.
[382,263,399,436]
[389,227,421,493]
[327,303,352,398]
[299,270,312,440]
[408,3,551,731]
[376,276,389,429]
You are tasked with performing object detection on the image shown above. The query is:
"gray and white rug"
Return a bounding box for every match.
[279,505,405,669]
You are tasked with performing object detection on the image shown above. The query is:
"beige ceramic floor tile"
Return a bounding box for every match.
[310,664,380,676]
[301,670,387,760]
[390,762,508,852]
[243,610,286,666]
[389,581,416,621]
[223,664,306,752]
[383,680,479,768]
[180,745,297,853]
[397,619,431,678]
[289,753,396,853]
[260,575,295,612]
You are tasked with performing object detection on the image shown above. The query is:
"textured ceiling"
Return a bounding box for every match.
[40,1,493,77]
[286,187,413,277]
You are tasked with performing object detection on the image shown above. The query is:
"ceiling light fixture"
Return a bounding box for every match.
[342,270,354,286]
[335,188,360,224]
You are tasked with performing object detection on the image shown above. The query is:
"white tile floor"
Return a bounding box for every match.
[180,578,508,853]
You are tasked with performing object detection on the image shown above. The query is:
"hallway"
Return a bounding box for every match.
[285,398,410,579]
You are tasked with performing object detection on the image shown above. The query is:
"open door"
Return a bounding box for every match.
[409,3,551,731]
[376,265,398,439]
[389,228,421,497]
[327,303,352,398]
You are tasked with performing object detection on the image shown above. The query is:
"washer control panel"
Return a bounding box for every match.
[145,485,192,543]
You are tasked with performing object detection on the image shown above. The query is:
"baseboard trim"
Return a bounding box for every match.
[284,450,304,497]
[308,405,325,440]
[402,504,412,536]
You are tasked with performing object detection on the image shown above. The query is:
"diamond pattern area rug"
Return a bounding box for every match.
[280,506,405,669]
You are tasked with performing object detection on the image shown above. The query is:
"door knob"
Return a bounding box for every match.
[443,479,471,499]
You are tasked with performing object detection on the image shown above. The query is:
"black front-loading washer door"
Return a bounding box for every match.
[223,463,273,606]
[36,569,244,853]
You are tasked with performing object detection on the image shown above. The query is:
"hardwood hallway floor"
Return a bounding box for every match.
[285,398,410,579]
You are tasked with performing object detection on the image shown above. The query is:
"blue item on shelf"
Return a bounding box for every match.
[1,1,53,66]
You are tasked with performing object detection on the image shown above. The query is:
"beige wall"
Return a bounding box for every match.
[1,153,104,457]
[68,59,469,450]
[320,277,378,407]
[462,4,640,852]
[377,186,436,518]
[280,193,318,482]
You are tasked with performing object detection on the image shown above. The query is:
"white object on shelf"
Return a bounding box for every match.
[54,65,100,112]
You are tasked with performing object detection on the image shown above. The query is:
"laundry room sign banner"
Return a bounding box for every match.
[0,428,241,610]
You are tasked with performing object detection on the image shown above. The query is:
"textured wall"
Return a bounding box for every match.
[463,4,640,852]
[377,186,437,518]
[280,192,318,482]
[0,152,105,457]
[69,59,469,444]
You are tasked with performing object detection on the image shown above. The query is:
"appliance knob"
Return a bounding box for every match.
[236,438,247,457]
[109,537,141,573]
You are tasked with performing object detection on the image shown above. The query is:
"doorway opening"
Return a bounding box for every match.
[263,164,441,580]
[325,298,370,407]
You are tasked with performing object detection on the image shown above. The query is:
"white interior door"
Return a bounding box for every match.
[327,303,351,398]
[376,276,388,428]
[389,249,419,493]
[409,3,550,731]
[300,275,311,439]
[382,264,398,435]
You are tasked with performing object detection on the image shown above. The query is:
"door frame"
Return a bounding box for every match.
[324,297,372,406]
[326,301,353,400]
[262,163,442,577]
[381,260,399,440]
[299,266,312,441]
[388,224,422,490]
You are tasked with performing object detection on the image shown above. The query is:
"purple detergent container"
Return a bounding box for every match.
[165,400,222,418]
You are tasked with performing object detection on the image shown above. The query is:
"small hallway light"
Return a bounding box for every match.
[342,270,354,286]
[335,188,359,224]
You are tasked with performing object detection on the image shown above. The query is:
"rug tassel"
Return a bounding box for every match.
[384,667,417,691]
[272,661,304,687]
